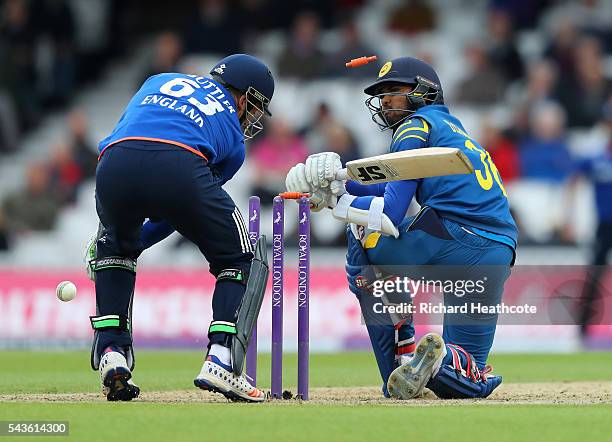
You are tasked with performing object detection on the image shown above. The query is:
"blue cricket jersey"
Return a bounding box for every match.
[347,105,518,249]
[99,73,245,184]
[411,105,518,246]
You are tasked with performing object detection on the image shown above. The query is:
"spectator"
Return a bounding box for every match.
[480,118,520,182]
[486,8,524,83]
[518,102,572,182]
[544,18,579,78]
[455,43,507,105]
[48,142,82,205]
[323,124,361,165]
[324,17,379,79]
[0,0,40,130]
[2,162,61,233]
[250,119,308,202]
[277,11,324,80]
[141,31,183,83]
[39,0,76,107]
[301,102,361,162]
[543,0,612,39]
[387,0,436,35]
[0,209,9,251]
[489,0,550,30]
[511,60,559,138]
[565,100,612,338]
[0,86,19,153]
[235,0,277,36]
[67,110,98,179]
[554,37,611,128]
[182,0,241,55]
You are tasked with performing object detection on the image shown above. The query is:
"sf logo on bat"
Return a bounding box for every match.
[356,165,388,182]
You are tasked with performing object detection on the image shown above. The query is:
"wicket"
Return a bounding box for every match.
[245,193,311,400]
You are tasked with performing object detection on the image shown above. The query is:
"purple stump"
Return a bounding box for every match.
[271,196,284,398]
[246,196,260,385]
[297,197,310,400]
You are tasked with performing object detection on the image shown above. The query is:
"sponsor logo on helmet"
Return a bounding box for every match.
[250,88,269,104]
[378,61,392,78]
[213,64,226,75]
[416,75,439,89]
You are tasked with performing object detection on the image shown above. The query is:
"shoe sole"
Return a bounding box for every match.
[103,366,140,402]
[194,374,264,403]
[387,333,446,399]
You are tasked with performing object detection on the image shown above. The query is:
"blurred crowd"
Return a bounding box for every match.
[1,0,612,251]
[0,0,124,152]
[0,109,97,250]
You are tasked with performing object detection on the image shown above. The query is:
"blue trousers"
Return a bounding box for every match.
[93,140,252,356]
[365,209,513,368]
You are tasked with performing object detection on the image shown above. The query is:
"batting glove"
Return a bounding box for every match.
[309,188,337,212]
[305,152,342,189]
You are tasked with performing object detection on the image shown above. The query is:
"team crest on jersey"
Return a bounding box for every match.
[379,61,392,78]
[213,64,226,75]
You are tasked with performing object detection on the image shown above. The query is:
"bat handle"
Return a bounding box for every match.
[335,168,348,181]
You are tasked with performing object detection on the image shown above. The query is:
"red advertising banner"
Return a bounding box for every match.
[0,267,610,350]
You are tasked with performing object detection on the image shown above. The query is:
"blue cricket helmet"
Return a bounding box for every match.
[210,54,274,116]
[364,56,444,131]
[364,56,442,97]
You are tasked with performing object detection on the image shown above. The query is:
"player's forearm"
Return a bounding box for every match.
[348,180,416,226]
[141,219,175,249]
[383,180,417,225]
[332,179,416,237]
[345,180,386,196]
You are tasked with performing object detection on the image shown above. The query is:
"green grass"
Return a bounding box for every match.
[2,350,612,394]
[1,403,611,442]
[0,351,382,393]
[2,351,612,441]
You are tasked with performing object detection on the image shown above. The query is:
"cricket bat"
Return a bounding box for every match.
[335,147,474,184]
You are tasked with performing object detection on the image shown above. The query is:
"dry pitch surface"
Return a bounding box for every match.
[2,382,612,405]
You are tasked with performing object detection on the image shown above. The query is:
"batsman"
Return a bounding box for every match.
[86,54,273,402]
[286,57,518,399]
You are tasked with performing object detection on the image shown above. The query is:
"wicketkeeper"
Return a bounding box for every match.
[86,54,273,402]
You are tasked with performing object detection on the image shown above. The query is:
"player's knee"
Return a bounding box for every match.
[96,233,141,259]
[210,252,252,279]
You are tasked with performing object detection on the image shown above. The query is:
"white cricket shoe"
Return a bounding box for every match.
[387,333,447,399]
[194,355,265,402]
[99,348,140,401]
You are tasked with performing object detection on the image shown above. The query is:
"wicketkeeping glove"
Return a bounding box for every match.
[84,223,105,282]
[285,163,310,194]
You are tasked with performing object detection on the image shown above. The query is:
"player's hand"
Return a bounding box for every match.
[285,163,310,194]
[305,152,342,189]
[329,179,346,196]
[309,188,337,212]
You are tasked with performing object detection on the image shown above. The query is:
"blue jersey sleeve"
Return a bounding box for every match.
[345,181,386,196]
[141,219,175,249]
[347,118,428,226]
[349,180,418,225]
[214,145,245,185]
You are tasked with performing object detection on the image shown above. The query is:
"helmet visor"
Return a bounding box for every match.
[243,86,270,140]
[365,92,413,131]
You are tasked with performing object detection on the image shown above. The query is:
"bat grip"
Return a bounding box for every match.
[335,168,348,181]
